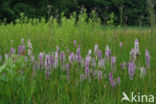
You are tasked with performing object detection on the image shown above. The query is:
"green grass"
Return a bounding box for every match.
[0,15,156,104]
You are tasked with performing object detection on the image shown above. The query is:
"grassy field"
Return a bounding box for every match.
[0,15,156,104]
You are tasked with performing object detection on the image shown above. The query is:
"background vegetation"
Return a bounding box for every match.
[0,0,156,26]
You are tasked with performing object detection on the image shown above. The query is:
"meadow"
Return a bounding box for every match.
[0,13,156,104]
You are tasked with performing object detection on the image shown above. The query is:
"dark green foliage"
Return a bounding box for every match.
[0,0,155,25]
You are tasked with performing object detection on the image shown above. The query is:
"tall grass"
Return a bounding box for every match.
[0,12,156,104]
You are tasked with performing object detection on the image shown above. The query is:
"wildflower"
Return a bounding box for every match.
[39,52,44,69]
[45,54,51,69]
[109,73,113,83]
[111,56,116,69]
[98,50,102,59]
[128,61,136,80]
[28,49,32,56]
[22,45,26,52]
[21,38,24,45]
[56,46,60,52]
[92,58,96,67]
[134,38,140,59]
[112,81,116,88]
[105,45,111,60]
[45,54,51,77]
[117,77,120,85]
[33,61,38,76]
[94,44,98,54]
[145,49,150,69]
[18,45,22,55]
[60,51,65,63]
[88,49,92,56]
[140,67,146,78]
[54,51,58,68]
[45,69,51,78]
[109,73,116,88]
[119,42,123,48]
[27,39,32,49]
[69,52,74,64]
[134,39,139,52]
[76,47,81,55]
[75,47,81,64]
[130,48,136,61]
[50,55,54,67]
[76,54,81,64]
[27,39,33,56]
[74,40,77,47]
[98,70,102,80]
[86,52,92,62]
[11,48,15,55]
[129,39,140,61]
[98,59,105,68]
[66,63,70,81]
[85,58,90,78]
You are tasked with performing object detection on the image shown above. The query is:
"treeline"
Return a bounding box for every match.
[0,0,156,26]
